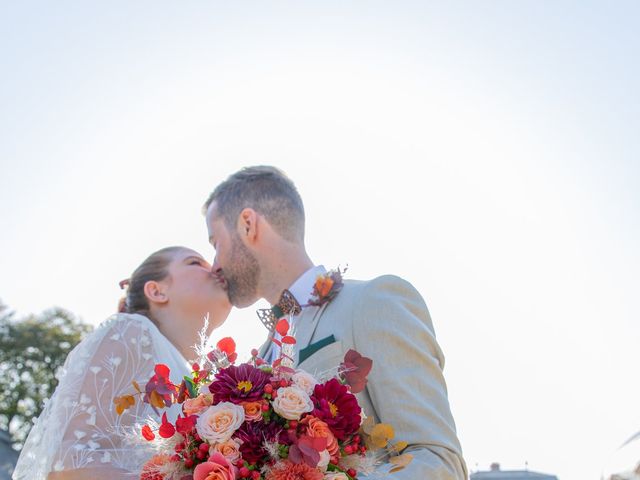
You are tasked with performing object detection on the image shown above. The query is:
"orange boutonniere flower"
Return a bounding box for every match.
[315,276,334,298]
[307,266,346,307]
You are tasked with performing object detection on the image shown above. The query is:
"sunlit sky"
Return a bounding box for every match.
[1,3,639,480]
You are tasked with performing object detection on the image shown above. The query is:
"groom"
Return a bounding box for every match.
[204,166,467,479]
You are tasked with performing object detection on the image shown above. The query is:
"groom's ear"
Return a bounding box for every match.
[237,208,259,245]
[143,281,169,305]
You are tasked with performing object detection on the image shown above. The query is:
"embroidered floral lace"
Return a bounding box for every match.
[13,313,190,479]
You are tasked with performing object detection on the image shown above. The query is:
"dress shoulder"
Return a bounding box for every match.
[13,313,186,479]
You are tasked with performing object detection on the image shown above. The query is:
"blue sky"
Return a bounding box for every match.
[1,3,639,479]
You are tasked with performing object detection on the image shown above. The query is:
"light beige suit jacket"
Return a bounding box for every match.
[259,275,468,479]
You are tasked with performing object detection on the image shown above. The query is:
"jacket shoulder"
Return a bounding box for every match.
[343,274,420,298]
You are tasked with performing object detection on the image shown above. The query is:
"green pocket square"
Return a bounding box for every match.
[299,335,336,364]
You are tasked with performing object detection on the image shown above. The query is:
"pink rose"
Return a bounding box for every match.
[193,452,236,480]
[183,393,214,416]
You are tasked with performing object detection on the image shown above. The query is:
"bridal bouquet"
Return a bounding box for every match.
[115,319,411,480]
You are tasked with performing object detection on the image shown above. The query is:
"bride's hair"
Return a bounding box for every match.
[118,246,184,320]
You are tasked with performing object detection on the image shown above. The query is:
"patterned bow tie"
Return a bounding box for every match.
[256,289,302,331]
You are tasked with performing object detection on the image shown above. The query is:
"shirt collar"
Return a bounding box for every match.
[288,265,327,308]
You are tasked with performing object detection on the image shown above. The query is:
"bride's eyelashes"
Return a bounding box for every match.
[183,255,204,265]
[186,257,212,270]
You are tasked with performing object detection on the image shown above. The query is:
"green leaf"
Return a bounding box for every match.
[183,375,198,398]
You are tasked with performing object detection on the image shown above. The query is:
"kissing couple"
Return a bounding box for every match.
[14,166,467,480]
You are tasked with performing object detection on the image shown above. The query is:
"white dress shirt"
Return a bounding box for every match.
[267,264,326,362]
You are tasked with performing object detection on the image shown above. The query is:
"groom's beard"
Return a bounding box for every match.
[224,234,260,308]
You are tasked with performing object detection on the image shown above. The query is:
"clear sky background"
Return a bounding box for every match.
[1,2,639,480]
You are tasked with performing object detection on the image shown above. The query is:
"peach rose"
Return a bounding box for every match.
[292,370,318,396]
[183,393,214,416]
[302,416,339,456]
[211,438,242,464]
[324,473,349,480]
[196,402,245,444]
[193,452,236,480]
[317,449,331,472]
[241,401,265,422]
[271,385,313,421]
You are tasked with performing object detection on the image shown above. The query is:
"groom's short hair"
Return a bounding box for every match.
[204,166,305,242]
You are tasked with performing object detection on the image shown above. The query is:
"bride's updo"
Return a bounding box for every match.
[118,246,185,319]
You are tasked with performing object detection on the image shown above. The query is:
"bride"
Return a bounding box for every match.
[13,246,231,479]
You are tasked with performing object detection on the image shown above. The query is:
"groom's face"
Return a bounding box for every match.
[206,203,261,308]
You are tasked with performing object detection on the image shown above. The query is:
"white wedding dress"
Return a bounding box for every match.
[13,313,191,479]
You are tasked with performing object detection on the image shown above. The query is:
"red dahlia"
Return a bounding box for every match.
[311,378,361,440]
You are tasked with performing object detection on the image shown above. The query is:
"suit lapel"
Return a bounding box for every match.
[292,302,330,365]
[257,305,323,362]
[258,300,333,364]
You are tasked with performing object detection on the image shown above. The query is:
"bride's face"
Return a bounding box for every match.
[163,249,232,329]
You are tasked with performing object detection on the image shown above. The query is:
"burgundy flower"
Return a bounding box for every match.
[340,349,373,394]
[311,378,361,440]
[287,432,327,467]
[144,364,178,414]
[209,364,271,404]
[233,420,284,465]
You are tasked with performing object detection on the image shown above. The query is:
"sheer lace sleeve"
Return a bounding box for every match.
[13,313,189,480]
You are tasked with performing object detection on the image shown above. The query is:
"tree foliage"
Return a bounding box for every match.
[0,301,92,449]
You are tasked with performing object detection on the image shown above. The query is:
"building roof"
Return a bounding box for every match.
[471,464,558,480]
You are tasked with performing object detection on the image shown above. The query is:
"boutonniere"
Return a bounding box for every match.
[307,266,347,307]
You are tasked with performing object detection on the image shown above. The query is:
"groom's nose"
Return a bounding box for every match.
[211,258,222,274]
